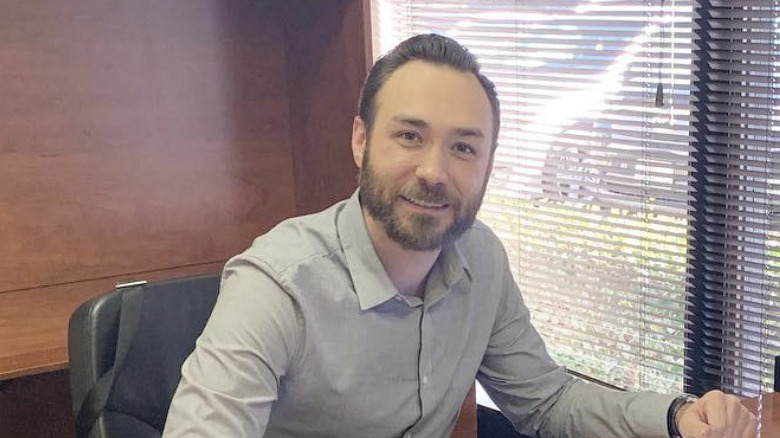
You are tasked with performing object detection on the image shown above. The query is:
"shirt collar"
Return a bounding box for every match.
[443,240,472,287]
[425,238,472,307]
[337,189,473,310]
[338,190,399,310]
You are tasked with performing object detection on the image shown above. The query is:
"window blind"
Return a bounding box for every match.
[689,0,780,397]
[372,0,694,395]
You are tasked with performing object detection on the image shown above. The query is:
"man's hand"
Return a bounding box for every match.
[676,390,757,438]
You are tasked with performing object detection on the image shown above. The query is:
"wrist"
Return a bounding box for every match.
[667,395,698,438]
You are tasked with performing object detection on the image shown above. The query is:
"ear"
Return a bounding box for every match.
[351,115,367,169]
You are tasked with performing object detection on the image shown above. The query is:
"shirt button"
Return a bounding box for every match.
[422,376,429,384]
[394,296,403,302]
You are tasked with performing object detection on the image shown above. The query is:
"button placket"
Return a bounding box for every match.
[418,307,436,415]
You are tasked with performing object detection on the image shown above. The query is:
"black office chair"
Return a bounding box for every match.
[477,405,533,438]
[775,355,780,392]
[68,274,221,438]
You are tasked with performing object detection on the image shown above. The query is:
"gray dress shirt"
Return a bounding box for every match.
[163,190,678,438]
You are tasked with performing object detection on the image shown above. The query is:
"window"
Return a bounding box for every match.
[372,0,779,398]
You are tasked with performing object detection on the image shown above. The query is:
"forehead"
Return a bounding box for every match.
[374,60,493,134]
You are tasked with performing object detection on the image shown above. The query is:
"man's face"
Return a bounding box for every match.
[352,60,495,251]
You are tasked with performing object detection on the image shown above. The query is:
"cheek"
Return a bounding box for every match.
[370,142,412,171]
[383,164,421,188]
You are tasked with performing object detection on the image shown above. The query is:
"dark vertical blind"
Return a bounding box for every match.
[689,0,780,397]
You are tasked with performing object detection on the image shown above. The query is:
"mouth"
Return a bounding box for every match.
[400,195,449,210]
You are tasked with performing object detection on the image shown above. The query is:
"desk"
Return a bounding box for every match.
[743,393,780,436]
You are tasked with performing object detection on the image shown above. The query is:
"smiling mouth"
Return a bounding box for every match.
[401,196,448,209]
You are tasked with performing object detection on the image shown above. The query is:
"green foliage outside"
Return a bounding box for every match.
[479,194,780,394]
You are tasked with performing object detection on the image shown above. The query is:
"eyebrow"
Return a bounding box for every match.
[454,127,484,139]
[391,115,485,139]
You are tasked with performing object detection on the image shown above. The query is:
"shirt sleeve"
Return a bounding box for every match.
[162,255,303,438]
[476,250,677,438]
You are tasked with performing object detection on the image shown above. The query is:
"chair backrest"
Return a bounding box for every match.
[775,355,780,392]
[68,274,221,438]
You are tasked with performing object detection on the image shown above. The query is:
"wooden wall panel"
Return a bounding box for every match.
[283,0,372,215]
[0,0,296,293]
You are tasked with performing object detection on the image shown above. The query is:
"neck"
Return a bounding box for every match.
[363,210,440,297]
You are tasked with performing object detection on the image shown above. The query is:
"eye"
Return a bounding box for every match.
[452,142,476,156]
[396,131,422,146]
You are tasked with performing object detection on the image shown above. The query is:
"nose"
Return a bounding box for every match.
[415,146,448,186]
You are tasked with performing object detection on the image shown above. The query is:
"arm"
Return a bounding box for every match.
[162,255,302,437]
[477,255,677,438]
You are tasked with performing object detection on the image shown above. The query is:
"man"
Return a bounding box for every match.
[163,34,756,438]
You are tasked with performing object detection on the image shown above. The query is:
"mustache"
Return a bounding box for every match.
[399,182,459,206]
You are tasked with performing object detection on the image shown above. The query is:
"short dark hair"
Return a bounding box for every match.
[357,34,501,149]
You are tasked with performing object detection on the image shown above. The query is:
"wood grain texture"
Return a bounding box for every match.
[0,0,296,294]
[283,0,371,215]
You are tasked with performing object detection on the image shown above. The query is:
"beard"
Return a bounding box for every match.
[358,148,487,251]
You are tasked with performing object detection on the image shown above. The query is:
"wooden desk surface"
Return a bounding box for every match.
[743,392,780,436]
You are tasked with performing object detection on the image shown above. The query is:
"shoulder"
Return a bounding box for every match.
[457,219,508,263]
[240,200,348,277]
[455,219,516,296]
[464,219,502,243]
[215,200,351,325]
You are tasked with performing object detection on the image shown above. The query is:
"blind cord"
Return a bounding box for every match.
[655,0,666,108]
